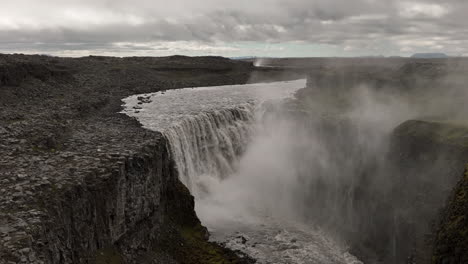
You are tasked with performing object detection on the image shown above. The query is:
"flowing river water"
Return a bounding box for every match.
[122,80,363,264]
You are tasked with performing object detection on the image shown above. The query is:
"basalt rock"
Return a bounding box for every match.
[432,164,468,264]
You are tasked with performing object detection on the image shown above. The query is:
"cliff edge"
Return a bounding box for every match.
[0,54,266,264]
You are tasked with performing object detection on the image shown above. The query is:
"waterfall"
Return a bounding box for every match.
[121,79,364,264]
[163,104,255,198]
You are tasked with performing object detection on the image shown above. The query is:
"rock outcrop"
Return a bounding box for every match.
[388,120,468,263]
[432,163,468,264]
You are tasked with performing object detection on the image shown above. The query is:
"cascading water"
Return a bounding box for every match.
[163,106,255,198]
[122,79,363,264]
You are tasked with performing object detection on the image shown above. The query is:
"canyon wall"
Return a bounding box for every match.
[38,137,181,263]
[432,163,468,264]
[0,54,264,264]
[387,120,468,263]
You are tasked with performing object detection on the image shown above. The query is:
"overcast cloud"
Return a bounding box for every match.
[1,0,467,57]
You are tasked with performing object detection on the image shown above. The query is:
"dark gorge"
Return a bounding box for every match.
[1,55,468,264]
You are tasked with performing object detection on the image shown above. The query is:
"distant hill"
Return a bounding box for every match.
[411,53,449,58]
[230,56,257,60]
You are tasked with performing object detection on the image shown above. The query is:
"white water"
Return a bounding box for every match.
[122,79,362,264]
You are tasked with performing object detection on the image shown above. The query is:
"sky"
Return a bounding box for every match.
[0,0,467,57]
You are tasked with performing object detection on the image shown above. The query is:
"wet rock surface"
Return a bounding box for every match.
[432,163,468,264]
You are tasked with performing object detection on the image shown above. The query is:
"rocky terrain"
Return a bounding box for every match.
[0,54,295,264]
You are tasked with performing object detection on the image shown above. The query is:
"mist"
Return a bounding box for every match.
[196,80,412,224]
[191,59,468,263]
[119,57,468,263]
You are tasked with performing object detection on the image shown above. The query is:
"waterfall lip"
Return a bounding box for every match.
[120,79,306,133]
[120,79,306,192]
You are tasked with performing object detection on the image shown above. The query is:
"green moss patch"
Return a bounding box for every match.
[179,223,238,263]
[149,179,254,264]
[432,163,468,263]
[150,221,252,264]
[93,248,124,264]
[395,120,468,148]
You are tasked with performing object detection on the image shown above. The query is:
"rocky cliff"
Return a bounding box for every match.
[0,54,273,264]
[388,120,468,263]
[432,163,468,264]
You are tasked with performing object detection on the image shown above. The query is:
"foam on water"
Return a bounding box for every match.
[122,79,362,264]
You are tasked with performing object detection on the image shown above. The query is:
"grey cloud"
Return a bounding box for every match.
[1,0,468,56]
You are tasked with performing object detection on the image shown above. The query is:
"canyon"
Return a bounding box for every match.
[1,54,468,264]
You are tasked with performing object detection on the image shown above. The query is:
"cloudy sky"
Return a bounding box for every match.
[1,0,467,57]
